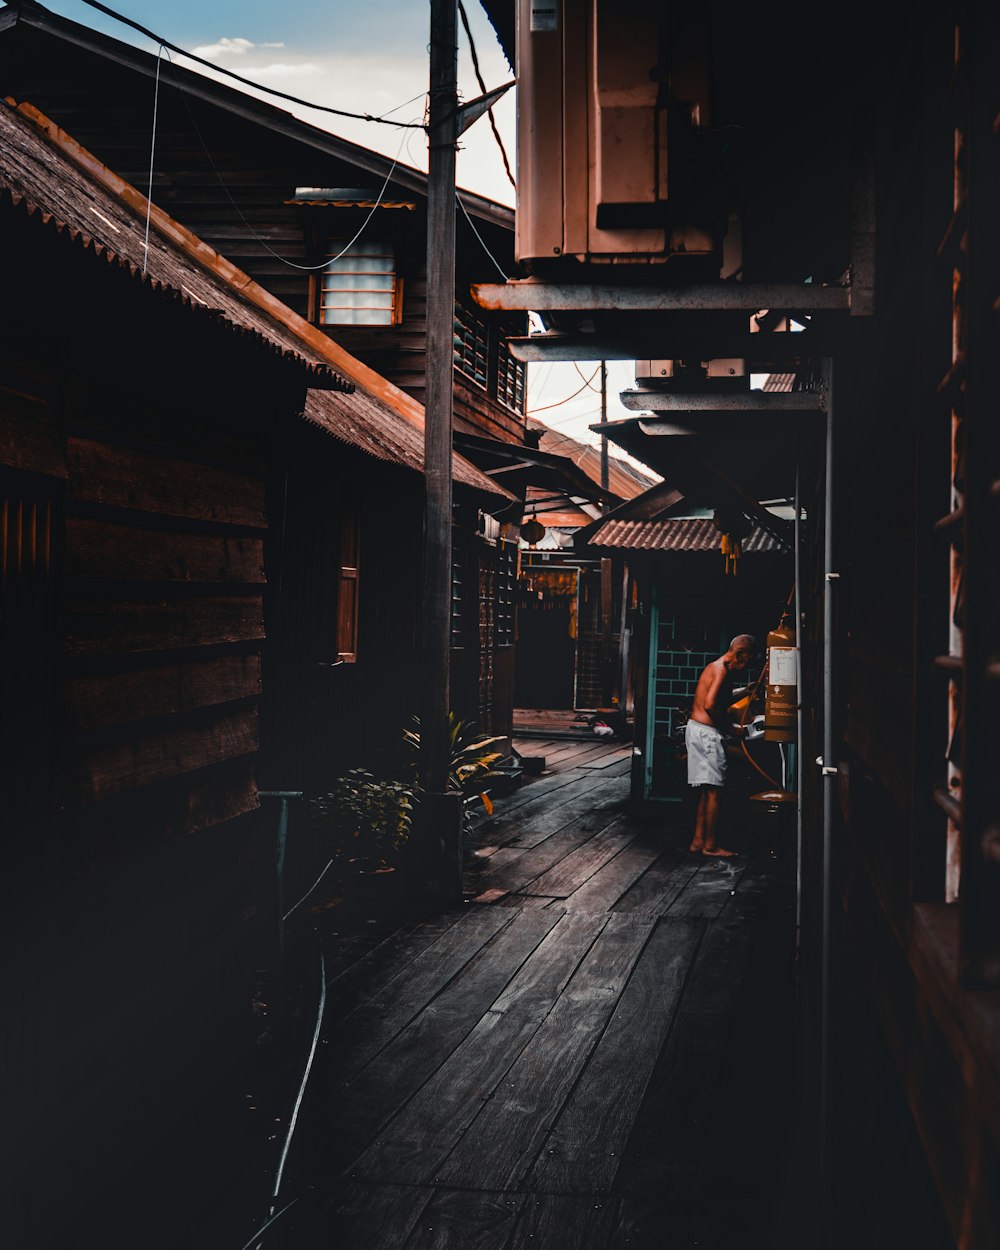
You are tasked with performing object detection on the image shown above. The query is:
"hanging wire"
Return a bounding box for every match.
[528,367,601,414]
[237,1199,298,1250]
[162,49,414,272]
[142,42,164,272]
[572,361,602,391]
[457,0,516,189]
[456,192,510,280]
[75,0,425,128]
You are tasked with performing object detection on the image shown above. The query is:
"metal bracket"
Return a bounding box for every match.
[815,757,839,775]
[825,572,841,581]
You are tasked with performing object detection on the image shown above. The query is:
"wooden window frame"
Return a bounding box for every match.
[337,500,360,663]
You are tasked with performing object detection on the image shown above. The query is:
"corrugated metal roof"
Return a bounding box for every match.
[586,517,783,553]
[527,418,658,499]
[0,98,348,391]
[2,99,512,504]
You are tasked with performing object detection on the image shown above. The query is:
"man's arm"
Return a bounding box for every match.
[704,666,743,736]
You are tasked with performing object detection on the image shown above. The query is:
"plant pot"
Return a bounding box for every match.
[348,864,404,917]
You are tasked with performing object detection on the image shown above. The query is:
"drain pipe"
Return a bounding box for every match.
[820,358,837,1245]
[794,457,803,955]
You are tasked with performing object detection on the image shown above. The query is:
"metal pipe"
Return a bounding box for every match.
[820,358,836,1245]
[794,458,803,953]
[258,790,303,962]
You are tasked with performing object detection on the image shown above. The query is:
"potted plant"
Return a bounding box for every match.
[308,768,414,886]
[402,713,507,829]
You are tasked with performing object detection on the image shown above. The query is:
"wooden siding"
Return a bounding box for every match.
[0,28,526,445]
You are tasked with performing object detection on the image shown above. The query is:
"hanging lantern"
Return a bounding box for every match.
[521,517,546,546]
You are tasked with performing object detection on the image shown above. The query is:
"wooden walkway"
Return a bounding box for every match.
[248,741,797,1249]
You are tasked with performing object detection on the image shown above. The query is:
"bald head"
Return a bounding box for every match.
[729,634,757,653]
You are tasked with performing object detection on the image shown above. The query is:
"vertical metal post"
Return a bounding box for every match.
[820,359,836,1246]
[422,0,458,796]
[794,457,804,952]
[599,360,609,505]
[258,790,303,962]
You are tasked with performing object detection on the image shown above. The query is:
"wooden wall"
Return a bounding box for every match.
[0,202,310,1248]
[0,22,527,444]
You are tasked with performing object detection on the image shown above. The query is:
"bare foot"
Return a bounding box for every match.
[688,841,704,854]
[703,846,737,857]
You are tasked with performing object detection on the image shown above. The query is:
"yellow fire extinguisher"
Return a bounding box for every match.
[764,615,798,742]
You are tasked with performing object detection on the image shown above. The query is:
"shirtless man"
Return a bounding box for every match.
[685,634,757,857]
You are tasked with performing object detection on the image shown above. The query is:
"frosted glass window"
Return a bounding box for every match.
[320,241,396,325]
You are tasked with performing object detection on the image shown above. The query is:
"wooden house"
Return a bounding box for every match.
[0,0,530,740]
[0,96,510,1248]
[476,2,1000,1246]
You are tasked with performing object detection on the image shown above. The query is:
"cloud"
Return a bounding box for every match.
[190,37,284,59]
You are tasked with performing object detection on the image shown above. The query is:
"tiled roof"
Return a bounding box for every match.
[586,516,783,553]
[527,418,658,499]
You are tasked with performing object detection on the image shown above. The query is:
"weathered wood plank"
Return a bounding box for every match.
[402,1188,525,1250]
[612,851,703,915]
[316,1180,433,1250]
[476,812,624,898]
[435,912,658,1190]
[61,655,261,732]
[616,901,775,1201]
[0,385,65,477]
[65,517,265,583]
[666,856,746,918]
[495,776,632,853]
[528,917,703,1193]
[330,910,562,1170]
[612,1195,724,1249]
[352,910,610,1185]
[62,595,264,654]
[65,704,259,803]
[67,437,266,526]
[473,768,603,829]
[561,836,666,913]
[506,1194,617,1250]
[327,908,515,1081]
[521,819,636,898]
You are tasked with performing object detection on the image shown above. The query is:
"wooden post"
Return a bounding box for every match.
[599,359,609,504]
[422,0,458,797]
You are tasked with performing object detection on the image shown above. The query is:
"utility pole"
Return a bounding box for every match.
[420,0,463,896]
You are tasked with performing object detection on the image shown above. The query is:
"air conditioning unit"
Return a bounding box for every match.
[516,0,716,269]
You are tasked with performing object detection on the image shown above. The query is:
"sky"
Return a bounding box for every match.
[26,0,648,464]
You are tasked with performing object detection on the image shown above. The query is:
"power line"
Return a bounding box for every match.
[528,367,601,413]
[74,0,426,128]
[456,192,509,280]
[457,0,515,189]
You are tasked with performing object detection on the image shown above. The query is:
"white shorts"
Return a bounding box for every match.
[685,720,727,788]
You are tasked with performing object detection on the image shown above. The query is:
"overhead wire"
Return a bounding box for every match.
[161,48,414,272]
[74,0,426,128]
[456,192,510,280]
[457,0,516,189]
[528,366,601,413]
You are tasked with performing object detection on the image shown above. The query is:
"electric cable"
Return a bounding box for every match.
[74,0,425,127]
[238,1198,298,1250]
[572,361,602,391]
[162,49,413,272]
[456,192,510,280]
[457,0,516,189]
[282,859,335,922]
[528,367,601,414]
[261,945,327,1246]
[142,41,163,273]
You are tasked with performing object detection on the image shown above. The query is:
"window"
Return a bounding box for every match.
[453,303,490,389]
[337,502,360,662]
[497,340,525,413]
[320,240,398,326]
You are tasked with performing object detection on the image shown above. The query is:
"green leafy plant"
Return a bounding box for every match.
[403,713,507,823]
[308,768,413,873]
